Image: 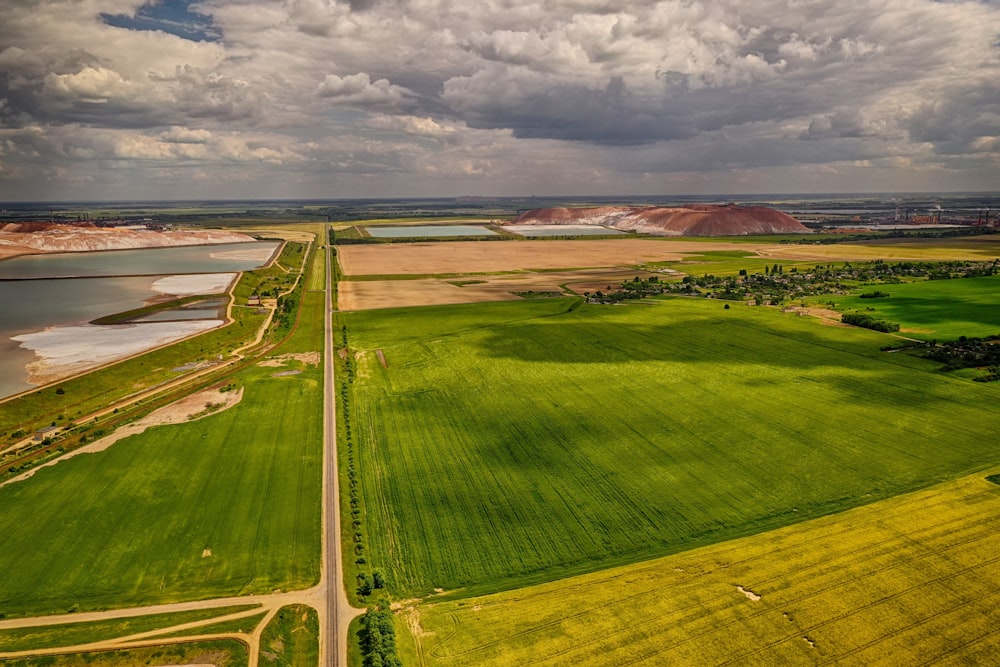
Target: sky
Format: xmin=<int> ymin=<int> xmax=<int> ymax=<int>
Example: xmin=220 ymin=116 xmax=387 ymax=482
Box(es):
xmin=0 ymin=0 xmax=998 ymax=201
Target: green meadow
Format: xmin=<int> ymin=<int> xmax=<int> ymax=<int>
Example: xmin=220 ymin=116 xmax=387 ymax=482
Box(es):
xmin=258 ymin=605 xmax=319 ymax=667
xmin=830 ymin=274 xmax=1000 ymax=340
xmin=341 ymin=296 xmax=1000 ymax=598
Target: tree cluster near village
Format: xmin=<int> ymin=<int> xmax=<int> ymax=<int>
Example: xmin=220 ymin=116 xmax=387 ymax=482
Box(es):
xmin=587 ymin=259 xmax=998 ymax=308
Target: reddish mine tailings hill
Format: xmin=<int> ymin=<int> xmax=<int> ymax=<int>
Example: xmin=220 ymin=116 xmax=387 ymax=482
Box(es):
xmin=511 ymin=204 xmax=809 ymax=236
xmin=0 ymin=224 xmax=256 ymax=259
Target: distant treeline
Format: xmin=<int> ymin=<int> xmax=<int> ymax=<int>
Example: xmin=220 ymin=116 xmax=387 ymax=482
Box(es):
xmin=785 ymin=226 xmax=1000 ymax=245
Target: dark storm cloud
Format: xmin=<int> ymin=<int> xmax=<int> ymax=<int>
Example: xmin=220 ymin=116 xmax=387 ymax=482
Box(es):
xmin=1 ymin=0 xmax=998 ymax=198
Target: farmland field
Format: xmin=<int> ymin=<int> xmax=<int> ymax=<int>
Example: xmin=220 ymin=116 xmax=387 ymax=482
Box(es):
xmin=397 ymin=470 xmax=1000 ymax=666
xmin=765 ymin=235 xmax=1000 ymax=262
xmin=338 ymin=268 xmax=660 ymax=311
xmin=0 ymin=339 xmax=323 ymax=618
xmin=341 ymin=296 xmax=1000 ymax=599
xmin=828 ymin=274 xmax=1000 ymax=340
xmin=365 ymin=225 xmax=499 ymax=238
xmin=336 ymin=239 xmax=761 ymax=276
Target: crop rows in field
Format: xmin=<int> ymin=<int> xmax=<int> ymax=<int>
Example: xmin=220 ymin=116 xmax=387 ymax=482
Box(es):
xmin=0 ymin=336 xmax=324 ymax=618
xmin=400 ymin=471 xmax=1000 ymax=666
xmin=341 ymin=297 xmax=1000 ymax=598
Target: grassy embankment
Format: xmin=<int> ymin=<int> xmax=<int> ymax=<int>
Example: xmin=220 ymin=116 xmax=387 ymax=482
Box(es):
xmin=152 ymin=611 xmax=269 ymax=639
xmin=0 ymin=243 xmax=324 ymax=618
xmin=398 ymin=470 xmax=1000 ymax=666
xmin=0 ymin=639 xmax=248 ymax=667
xmin=339 ymin=295 xmax=1000 ymax=601
xmin=257 ymin=605 xmax=319 ymax=667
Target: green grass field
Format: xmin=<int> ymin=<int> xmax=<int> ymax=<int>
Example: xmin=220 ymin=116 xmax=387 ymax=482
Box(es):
xmin=0 ymin=284 xmax=325 ymax=617
xmin=398 ymin=470 xmax=1000 ymax=666
xmin=826 ymin=275 xmax=1000 ymax=340
xmin=341 ymin=296 xmax=1000 ymax=599
xmin=0 ymin=606 xmax=258 ymax=652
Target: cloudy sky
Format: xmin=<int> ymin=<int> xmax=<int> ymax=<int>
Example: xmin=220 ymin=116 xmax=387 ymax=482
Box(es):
xmin=1 ymin=0 xmax=998 ymax=200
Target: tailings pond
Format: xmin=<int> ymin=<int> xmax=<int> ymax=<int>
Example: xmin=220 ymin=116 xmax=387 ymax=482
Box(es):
xmin=0 ymin=241 xmax=279 ymax=399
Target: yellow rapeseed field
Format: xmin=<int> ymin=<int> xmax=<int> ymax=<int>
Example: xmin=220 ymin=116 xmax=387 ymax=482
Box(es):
xmin=400 ymin=470 xmax=1000 ymax=666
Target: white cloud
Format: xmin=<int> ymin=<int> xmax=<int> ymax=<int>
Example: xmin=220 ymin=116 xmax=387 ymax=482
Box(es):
xmin=316 ymin=73 xmax=415 ymax=110
xmin=42 ymin=67 xmax=134 ymax=103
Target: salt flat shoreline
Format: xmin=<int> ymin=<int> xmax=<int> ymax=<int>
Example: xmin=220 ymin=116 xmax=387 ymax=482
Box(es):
xmin=13 ymin=320 xmax=226 ymax=385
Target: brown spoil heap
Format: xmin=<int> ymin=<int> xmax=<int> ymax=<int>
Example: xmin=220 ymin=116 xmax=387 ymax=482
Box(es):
xmin=511 ymin=204 xmax=809 ymax=236
xmin=1 ymin=222 xmax=98 ymax=233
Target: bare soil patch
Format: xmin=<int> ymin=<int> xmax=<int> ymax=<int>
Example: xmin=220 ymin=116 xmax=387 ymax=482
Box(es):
xmin=258 ymin=352 xmax=321 ymax=367
xmin=339 ymin=279 xmax=522 ymax=310
xmin=785 ymin=307 xmax=850 ymax=326
xmin=338 ymin=268 xmax=665 ymax=311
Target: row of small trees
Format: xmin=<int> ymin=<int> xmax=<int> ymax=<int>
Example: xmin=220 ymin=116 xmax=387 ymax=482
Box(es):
xmin=338 ymin=323 xmax=403 ymax=666
xmin=841 ymin=312 xmax=900 ymax=332
xmin=338 ymin=325 xmax=368 ymax=582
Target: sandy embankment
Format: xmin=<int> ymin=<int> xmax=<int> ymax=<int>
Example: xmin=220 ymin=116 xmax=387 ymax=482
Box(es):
xmin=0 ymin=226 xmax=256 ymax=259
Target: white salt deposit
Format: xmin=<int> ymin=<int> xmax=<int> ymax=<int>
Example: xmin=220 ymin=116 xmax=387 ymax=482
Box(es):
xmin=211 ymin=246 xmax=277 ymax=261
xmin=152 ymin=273 xmax=237 ymax=296
xmin=13 ymin=320 xmax=223 ymax=384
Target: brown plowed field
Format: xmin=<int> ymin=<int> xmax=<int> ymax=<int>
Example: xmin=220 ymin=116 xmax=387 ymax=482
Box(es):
xmin=338 ymin=268 xmax=664 ymax=311
xmin=336 ymin=239 xmax=762 ymax=276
